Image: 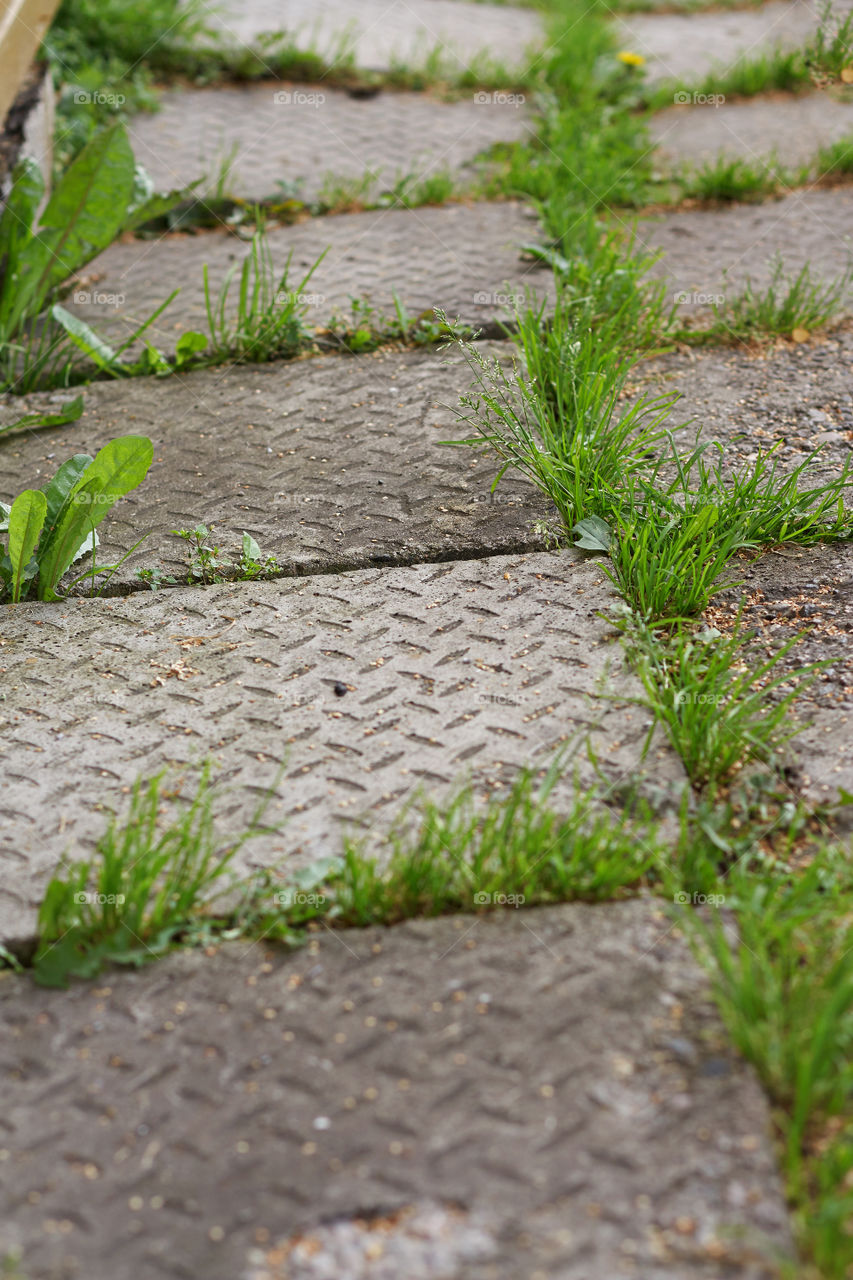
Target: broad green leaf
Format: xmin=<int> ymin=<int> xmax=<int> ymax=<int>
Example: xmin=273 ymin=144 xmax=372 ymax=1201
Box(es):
xmin=0 ymin=157 xmax=43 ymax=244
xmin=137 ymin=343 xmax=172 ymax=376
xmin=37 ymin=435 xmax=153 ymax=599
xmin=31 ymin=931 xmax=106 ymax=988
xmin=175 ymin=330 xmax=208 ymax=363
xmin=52 ymin=304 xmax=119 ymax=372
xmin=41 ymin=453 xmax=93 ymax=534
xmin=70 ymin=529 xmax=99 ymax=566
xmin=572 ymin=515 xmax=612 ymax=552
xmin=0 ymin=158 xmax=44 ymax=333
xmin=242 ymin=532 xmax=261 ymax=561
xmin=20 ymin=125 xmax=136 ymax=325
xmin=0 ymin=394 xmax=84 ymax=439
xmin=8 ymin=489 xmax=47 ymax=602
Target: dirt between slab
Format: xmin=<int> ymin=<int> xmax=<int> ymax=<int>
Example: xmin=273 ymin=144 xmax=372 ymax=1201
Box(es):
xmin=0 ymin=899 xmax=792 ymax=1279
xmin=631 ymin=320 xmax=853 ymax=475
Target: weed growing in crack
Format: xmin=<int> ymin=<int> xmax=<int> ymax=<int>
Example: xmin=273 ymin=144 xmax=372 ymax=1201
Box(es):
xmin=685 ymin=852 xmax=853 ymax=1277
xmin=22 ymin=762 xmax=663 ymax=987
xmin=31 ymin=765 xmax=276 ymax=987
xmin=446 ymin=305 xmax=680 ymax=531
xmin=202 ymin=219 xmax=323 ymax=364
xmin=621 ymin=617 xmax=819 ymax=788
xmin=323 ymin=294 xmax=469 ymax=354
xmin=678 ymin=154 xmax=796 ymax=205
xmin=646 ymin=4 xmax=853 ymax=110
xmin=169 ymin=526 xmax=281 ymax=585
xmin=815 ymin=133 xmax=853 ymax=180
xmin=705 ymin=257 xmax=853 ymax=343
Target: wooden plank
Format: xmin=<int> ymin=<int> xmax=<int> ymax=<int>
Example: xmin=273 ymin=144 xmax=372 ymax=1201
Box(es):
xmin=0 ymin=0 xmax=60 ymax=125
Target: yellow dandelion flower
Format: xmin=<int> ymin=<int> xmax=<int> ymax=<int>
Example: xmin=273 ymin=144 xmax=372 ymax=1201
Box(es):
xmin=617 ymin=51 xmax=646 ymax=67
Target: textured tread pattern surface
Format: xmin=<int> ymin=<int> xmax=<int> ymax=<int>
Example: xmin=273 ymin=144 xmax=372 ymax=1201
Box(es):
xmin=642 ymin=187 xmax=853 ymax=312
xmin=0 ymin=900 xmax=791 ymax=1279
xmin=615 ymin=0 xmax=853 ymax=84
xmin=0 ymin=553 xmax=686 ymax=942
xmin=650 ymin=93 xmax=853 ymax=169
xmin=127 ymin=85 xmax=533 ymax=201
xmin=64 ymin=202 xmax=551 ymax=351
xmin=209 ymin=0 xmax=545 ymax=70
xmin=0 ymin=344 xmax=553 ymax=584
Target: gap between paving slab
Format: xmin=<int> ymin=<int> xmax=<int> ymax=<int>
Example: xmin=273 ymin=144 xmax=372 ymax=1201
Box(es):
xmin=207 ymin=0 xmax=545 ymax=72
xmin=126 ymin=85 xmax=534 ymax=202
xmin=650 ymin=90 xmax=853 ymax=170
xmin=0 ymin=553 xmax=687 ymax=946
xmin=66 ymin=202 xmax=550 ymax=353
xmin=0 ymin=344 xmax=553 ymax=587
xmin=0 ymin=899 xmax=793 ymax=1279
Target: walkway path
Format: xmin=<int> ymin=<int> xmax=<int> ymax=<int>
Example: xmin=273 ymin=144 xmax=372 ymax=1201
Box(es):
xmin=4 ymin=0 xmax=853 ymax=1274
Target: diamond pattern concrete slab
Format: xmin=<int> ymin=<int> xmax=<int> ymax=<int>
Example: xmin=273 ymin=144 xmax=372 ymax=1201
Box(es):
xmin=651 ymin=92 xmax=853 ymax=170
xmin=616 ymin=0 xmax=852 ymax=85
xmin=0 ymin=345 xmax=553 ymax=586
xmin=64 ymin=203 xmax=550 ymax=352
xmin=207 ymin=0 xmax=545 ymax=72
xmin=0 ymin=899 xmax=792 ymax=1279
xmin=127 ymin=85 xmax=534 ymax=201
xmin=642 ymin=186 xmax=853 ymax=313
xmin=0 ymin=552 xmax=686 ymax=944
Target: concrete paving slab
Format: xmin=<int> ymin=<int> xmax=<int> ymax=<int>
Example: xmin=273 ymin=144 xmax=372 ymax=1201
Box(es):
xmin=0 ymin=552 xmax=686 ymax=944
xmin=641 ymin=185 xmax=853 ymax=312
xmin=64 ymin=202 xmax=550 ymax=352
xmin=0 ymin=898 xmax=792 ymax=1279
xmin=0 ymin=345 xmax=553 ymax=585
xmin=616 ymin=0 xmax=853 ymax=85
xmin=127 ymin=84 xmax=534 ymax=202
xmin=206 ymin=0 xmax=545 ymax=72
xmin=650 ymin=91 xmax=853 ymax=170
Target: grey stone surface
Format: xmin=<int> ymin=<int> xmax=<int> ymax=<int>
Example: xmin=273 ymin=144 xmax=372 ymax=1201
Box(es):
xmin=127 ymin=84 xmax=534 ymax=201
xmin=634 ymin=319 xmax=853 ymax=467
xmin=616 ymin=0 xmax=853 ymax=85
xmin=65 ymin=184 xmax=853 ymax=361
xmin=0 ymin=899 xmax=792 ymax=1279
xmin=712 ymin=540 xmax=853 ymax=806
xmin=650 ymin=91 xmax=853 ymax=170
xmin=621 ymin=326 xmax=853 ymax=806
xmin=641 ymin=186 xmax=853 ymax=311
xmin=0 ymin=553 xmax=685 ymax=944
xmin=207 ymin=0 xmax=545 ymax=72
xmin=0 ymin=345 xmax=553 ymax=585
xmin=64 ymin=202 xmax=550 ymax=350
